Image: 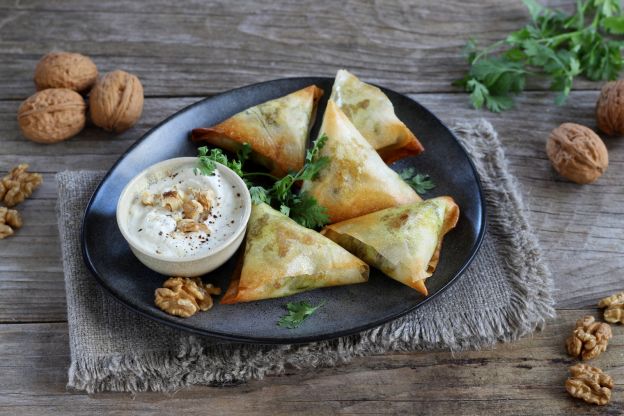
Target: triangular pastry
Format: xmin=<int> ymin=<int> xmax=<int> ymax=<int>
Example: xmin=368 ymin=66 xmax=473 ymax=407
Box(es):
xmin=330 ymin=69 xmax=424 ymax=163
xmin=221 ymin=203 xmax=369 ymax=304
xmin=192 ymin=85 xmax=323 ymax=177
xmin=322 ymin=197 xmax=459 ymax=295
xmin=301 ymin=100 xmax=421 ymax=223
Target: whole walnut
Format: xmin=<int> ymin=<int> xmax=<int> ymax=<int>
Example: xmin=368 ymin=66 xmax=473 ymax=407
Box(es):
xmin=17 ymin=88 xmax=87 ymax=144
xmin=596 ymin=80 xmax=624 ymax=136
xmin=89 ymin=70 xmax=144 ymax=133
xmin=546 ymin=123 xmax=608 ymax=184
xmin=34 ymin=52 xmax=98 ymax=93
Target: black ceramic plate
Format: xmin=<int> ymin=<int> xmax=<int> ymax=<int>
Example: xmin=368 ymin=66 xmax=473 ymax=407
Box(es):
xmin=82 ymin=77 xmax=486 ymax=344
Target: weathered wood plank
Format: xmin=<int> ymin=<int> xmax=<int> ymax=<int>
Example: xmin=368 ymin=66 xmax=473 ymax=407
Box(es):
xmin=0 ymin=0 xmax=602 ymax=100
xmin=0 ymin=311 xmax=622 ymax=415
xmin=1 ymin=90 xmax=622 ymax=322
xmin=1 ymin=0 xmax=624 ymax=413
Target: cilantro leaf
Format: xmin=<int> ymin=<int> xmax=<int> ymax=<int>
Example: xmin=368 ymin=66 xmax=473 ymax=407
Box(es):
xmin=456 ymin=55 xmax=526 ymax=112
xmin=456 ymin=0 xmax=624 ymax=111
xmin=399 ymin=168 xmax=436 ymax=195
xmin=237 ymin=142 xmax=252 ymax=164
xmin=277 ymin=300 xmax=325 ymax=329
xmin=249 ymin=186 xmax=271 ymax=205
xmin=288 ymin=192 xmax=330 ymax=229
xmin=196 ymin=134 xmax=330 ymax=229
xmin=196 ymin=145 xmax=250 ymax=177
xmin=269 ymin=133 xmax=330 ymax=211
xmin=196 ymin=146 xmax=227 ymax=176
xmin=602 ymin=16 xmax=624 ymax=34
xmin=523 ymin=0 xmax=544 ymax=22
xmin=279 ymin=204 xmax=290 ymax=216
xmin=485 ymin=94 xmax=515 ymax=112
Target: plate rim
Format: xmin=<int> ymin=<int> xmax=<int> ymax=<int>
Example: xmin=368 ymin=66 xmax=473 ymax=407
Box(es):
xmin=81 ymin=76 xmax=488 ymax=344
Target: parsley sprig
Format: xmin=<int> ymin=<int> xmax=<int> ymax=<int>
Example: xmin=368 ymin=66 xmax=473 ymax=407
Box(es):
xmin=277 ymin=300 xmax=325 ymax=329
xmin=455 ymin=0 xmax=624 ymax=111
xmin=196 ymin=135 xmax=330 ymax=229
xmin=196 ymin=143 xmax=252 ymax=180
xmin=399 ymin=167 xmax=436 ymax=195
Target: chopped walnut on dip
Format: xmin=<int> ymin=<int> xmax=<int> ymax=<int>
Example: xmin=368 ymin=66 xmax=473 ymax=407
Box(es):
xmin=125 ymin=164 xmax=246 ymax=258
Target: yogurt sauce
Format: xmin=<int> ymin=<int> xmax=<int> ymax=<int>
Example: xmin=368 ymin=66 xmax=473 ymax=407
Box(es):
xmin=126 ymin=166 xmax=246 ymax=258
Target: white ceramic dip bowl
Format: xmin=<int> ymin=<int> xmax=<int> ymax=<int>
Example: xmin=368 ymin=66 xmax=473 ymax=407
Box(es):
xmin=116 ymin=157 xmax=251 ymax=277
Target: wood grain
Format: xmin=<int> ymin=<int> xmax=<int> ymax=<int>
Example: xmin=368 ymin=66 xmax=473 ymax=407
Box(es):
xmin=1 ymin=311 xmax=623 ymax=415
xmin=0 ymin=0 xmax=600 ymax=100
xmin=1 ymin=0 xmax=624 ymax=413
xmin=2 ymin=91 xmax=622 ymax=322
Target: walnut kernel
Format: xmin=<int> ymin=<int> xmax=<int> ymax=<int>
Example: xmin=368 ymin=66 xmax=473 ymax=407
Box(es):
xmin=598 ymin=291 xmax=624 ymax=308
xmin=596 ymin=80 xmax=624 ymax=136
xmin=182 ymin=200 xmax=204 ymax=221
xmin=0 ymin=207 xmax=23 ymax=239
xmin=89 ymin=70 xmax=144 ymax=133
xmin=566 ymin=364 xmax=613 ymax=406
xmin=194 ymin=189 xmax=214 ymax=211
xmin=598 ymin=291 xmax=624 ymax=324
xmin=176 ymin=219 xmax=209 ymax=233
xmin=18 ymin=88 xmax=87 ymax=144
xmin=161 ymin=190 xmax=183 ymax=211
xmin=140 ymin=191 xmax=159 ymax=206
xmin=566 ymin=315 xmax=612 ymax=360
xmin=34 ymin=51 xmax=98 ymax=93
xmin=546 ymin=123 xmax=608 ymax=184
xmin=1 ymin=164 xmax=43 ymax=207
xmin=603 ymin=305 xmax=624 ymax=324
xmin=154 ymin=277 xmax=221 ymax=318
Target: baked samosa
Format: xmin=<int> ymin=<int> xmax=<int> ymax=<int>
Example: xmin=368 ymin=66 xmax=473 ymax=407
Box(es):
xmin=221 ymin=203 xmax=369 ymax=304
xmin=191 ymin=85 xmax=323 ymax=177
xmin=300 ymin=100 xmax=421 ymax=223
xmin=330 ymin=69 xmax=424 ymax=163
xmin=322 ymin=197 xmax=459 ymax=296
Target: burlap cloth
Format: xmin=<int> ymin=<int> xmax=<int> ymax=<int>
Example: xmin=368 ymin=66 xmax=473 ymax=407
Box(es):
xmin=56 ymin=119 xmax=554 ymax=393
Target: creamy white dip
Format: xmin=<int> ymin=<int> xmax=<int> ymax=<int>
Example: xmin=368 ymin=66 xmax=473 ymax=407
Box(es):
xmin=126 ymin=166 xmax=247 ymax=258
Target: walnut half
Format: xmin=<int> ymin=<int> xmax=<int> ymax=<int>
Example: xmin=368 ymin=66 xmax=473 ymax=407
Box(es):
xmin=154 ymin=277 xmax=221 ymax=318
xmin=0 ymin=164 xmax=43 ymax=207
xmin=598 ymin=291 xmax=624 ymax=324
xmin=0 ymin=207 xmax=23 ymax=239
xmin=566 ymin=316 xmax=612 ymax=360
xmin=566 ymin=364 xmax=613 ymax=406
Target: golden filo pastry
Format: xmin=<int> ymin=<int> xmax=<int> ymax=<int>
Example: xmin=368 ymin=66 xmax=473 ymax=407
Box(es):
xmin=221 ymin=203 xmax=369 ymax=304
xmin=301 ymin=100 xmax=421 ymax=223
xmin=322 ymin=197 xmax=460 ymax=296
xmin=191 ymin=85 xmax=323 ymax=177
xmin=330 ymin=69 xmax=424 ymax=164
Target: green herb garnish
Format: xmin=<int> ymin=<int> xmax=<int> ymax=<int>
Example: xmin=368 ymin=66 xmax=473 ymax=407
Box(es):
xmin=277 ymin=300 xmax=326 ymax=329
xmin=196 ymin=142 xmax=251 ymax=177
xmin=195 ymin=136 xmax=330 ymax=229
xmin=267 ymin=134 xmax=330 ymax=228
xmin=249 ymin=185 xmax=271 ymax=205
xmin=399 ymin=167 xmax=436 ymax=195
xmin=455 ymin=0 xmax=624 ymax=111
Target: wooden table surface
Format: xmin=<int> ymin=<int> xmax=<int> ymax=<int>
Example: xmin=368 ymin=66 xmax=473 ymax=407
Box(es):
xmin=1 ymin=0 xmax=623 ymax=414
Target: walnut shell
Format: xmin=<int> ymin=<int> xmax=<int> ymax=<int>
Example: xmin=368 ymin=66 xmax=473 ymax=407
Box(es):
xmin=89 ymin=70 xmax=144 ymax=133
xmin=546 ymin=123 xmax=608 ymax=184
xmin=17 ymin=88 xmax=87 ymax=144
xmin=34 ymin=51 xmax=98 ymax=93
xmin=596 ymin=80 xmax=624 ymax=136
